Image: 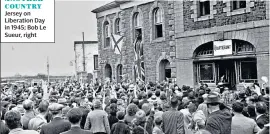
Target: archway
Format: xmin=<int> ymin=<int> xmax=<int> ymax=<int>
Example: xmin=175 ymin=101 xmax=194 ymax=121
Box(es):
xmin=116 ymin=64 xmax=123 ymax=83
xmin=193 ymin=39 xmax=257 ymax=89
xmin=159 ymin=59 xmax=171 ymax=82
xmin=104 ymin=64 xmax=112 ymax=80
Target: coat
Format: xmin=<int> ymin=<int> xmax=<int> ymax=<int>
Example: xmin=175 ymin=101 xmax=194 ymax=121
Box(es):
xmin=60 ymin=126 xmax=92 ymax=134
xmin=40 ymin=117 xmax=71 ymax=134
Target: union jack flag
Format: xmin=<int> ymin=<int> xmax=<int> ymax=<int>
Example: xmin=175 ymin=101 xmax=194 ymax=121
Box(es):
xmin=134 ymin=37 xmax=145 ymax=82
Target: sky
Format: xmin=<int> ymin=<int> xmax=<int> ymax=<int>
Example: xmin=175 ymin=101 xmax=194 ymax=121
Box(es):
xmin=1 ymin=0 xmax=111 ymax=77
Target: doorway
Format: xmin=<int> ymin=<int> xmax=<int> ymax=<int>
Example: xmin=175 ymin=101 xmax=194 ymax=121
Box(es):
xmin=216 ymin=60 xmax=236 ymax=88
xmin=104 ymin=64 xmax=112 ymax=80
xmin=159 ymin=59 xmax=171 ymax=82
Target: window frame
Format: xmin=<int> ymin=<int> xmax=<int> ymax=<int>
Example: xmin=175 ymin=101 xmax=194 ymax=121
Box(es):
xmin=232 ymin=1 xmax=246 ymax=10
xmin=197 ymin=62 xmax=215 ymax=83
xmin=153 ymin=7 xmax=163 ymax=38
xmin=103 ymin=21 xmax=110 ymax=48
xmin=115 ymin=18 xmax=120 ymax=35
xmin=93 ymin=55 xmax=98 ymax=70
xmin=134 ymin=13 xmax=142 ymax=29
xmin=239 ymin=60 xmax=257 ymax=83
xmin=199 ymin=0 xmax=210 ymax=17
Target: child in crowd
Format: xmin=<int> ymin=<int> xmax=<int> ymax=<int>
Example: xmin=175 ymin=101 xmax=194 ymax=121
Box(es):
xmin=111 ymin=111 xmax=130 ymax=134
xmin=152 ymin=116 xmax=164 ymax=134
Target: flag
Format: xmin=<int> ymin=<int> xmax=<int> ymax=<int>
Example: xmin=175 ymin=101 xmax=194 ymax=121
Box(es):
xmin=69 ymin=61 xmax=73 ymax=66
xmin=134 ymin=37 xmax=145 ymax=82
xmin=47 ymin=57 xmax=49 ymax=74
xmin=111 ymin=33 xmax=124 ymax=55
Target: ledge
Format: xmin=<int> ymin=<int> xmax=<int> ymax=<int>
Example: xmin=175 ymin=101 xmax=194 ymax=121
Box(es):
xmin=176 ymin=20 xmax=269 ymax=39
xmin=151 ymin=37 xmax=166 ymax=43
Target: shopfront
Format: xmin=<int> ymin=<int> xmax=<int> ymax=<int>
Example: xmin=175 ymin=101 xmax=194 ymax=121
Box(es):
xmin=193 ymin=39 xmax=257 ymax=89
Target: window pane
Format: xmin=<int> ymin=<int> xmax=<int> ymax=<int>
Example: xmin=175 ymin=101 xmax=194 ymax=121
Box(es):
xmin=200 ymin=64 xmax=213 ymax=80
xmin=94 ymin=55 xmax=98 ymax=70
xmin=241 ymin=61 xmax=257 ymax=80
xmin=239 ymin=1 xmax=246 ymax=8
xmin=199 ymin=1 xmax=210 ymax=16
xmin=154 ymin=8 xmax=162 ymax=24
xmin=115 ymin=19 xmax=120 ymax=33
xmin=105 ymin=25 xmax=109 ymax=37
xmin=156 ymin=24 xmax=163 ymax=38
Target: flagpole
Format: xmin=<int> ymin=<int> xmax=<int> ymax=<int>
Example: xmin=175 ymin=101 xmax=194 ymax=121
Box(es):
xmin=47 ymin=56 xmax=50 ymax=83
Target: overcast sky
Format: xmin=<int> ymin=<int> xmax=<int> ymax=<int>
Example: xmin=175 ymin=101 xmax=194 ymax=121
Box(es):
xmin=1 ymin=0 xmax=111 ymax=77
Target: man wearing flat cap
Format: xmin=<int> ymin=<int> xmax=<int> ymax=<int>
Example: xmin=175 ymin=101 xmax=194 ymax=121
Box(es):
xmin=40 ymin=103 xmax=71 ymax=134
xmin=205 ymin=92 xmax=232 ymax=134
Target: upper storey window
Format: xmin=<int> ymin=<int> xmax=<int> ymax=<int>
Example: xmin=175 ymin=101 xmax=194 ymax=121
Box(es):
xmin=199 ymin=0 xmax=210 ymax=16
xmin=104 ymin=21 xmax=110 ymax=48
xmin=154 ymin=8 xmax=163 ymax=38
xmin=232 ymin=1 xmax=246 ymax=10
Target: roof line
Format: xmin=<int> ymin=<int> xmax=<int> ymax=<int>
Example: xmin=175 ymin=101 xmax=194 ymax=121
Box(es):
xmin=91 ymin=0 xmax=129 ymax=13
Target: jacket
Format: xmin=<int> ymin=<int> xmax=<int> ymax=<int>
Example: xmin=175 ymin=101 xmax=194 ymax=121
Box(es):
xmin=84 ymin=109 xmax=110 ymax=134
xmin=111 ymin=120 xmax=130 ymax=134
xmin=40 ymin=117 xmax=71 ymax=134
xmin=205 ymin=109 xmax=232 ymax=134
xmin=60 ymin=126 xmax=92 ymax=134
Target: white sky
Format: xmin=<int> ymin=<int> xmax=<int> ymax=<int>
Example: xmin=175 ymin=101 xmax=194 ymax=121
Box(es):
xmin=1 ymin=0 xmax=111 ymax=77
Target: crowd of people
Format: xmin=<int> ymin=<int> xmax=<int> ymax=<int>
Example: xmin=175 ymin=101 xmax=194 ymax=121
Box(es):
xmin=0 ymin=78 xmax=269 ymax=134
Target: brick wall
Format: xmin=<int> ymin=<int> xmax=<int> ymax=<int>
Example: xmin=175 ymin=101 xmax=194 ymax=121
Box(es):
xmin=183 ymin=1 xmax=267 ymax=31
xmin=96 ymin=1 xmax=173 ymax=82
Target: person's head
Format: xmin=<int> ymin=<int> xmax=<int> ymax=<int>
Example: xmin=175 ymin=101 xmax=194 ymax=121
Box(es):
xmin=22 ymin=99 xmax=33 ymax=111
xmin=205 ymin=93 xmax=221 ymax=113
xmin=116 ymin=111 xmax=125 ymax=120
xmin=110 ymin=103 xmax=117 ymax=115
xmin=256 ymin=102 xmax=267 ymax=115
xmin=38 ymin=100 xmax=49 ymax=114
xmin=155 ymin=90 xmax=160 ymax=97
xmin=232 ymin=102 xmax=244 ymax=113
xmin=170 ymin=97 xmax=178 ymax=108
xmin=4 ymin=110 xmax=21 ymax=129
xmin=127 ymin=103 xmax=138 ymax=116
xmin=160 ymin=92 xmax=166 ymax=100
xmin=110 ymin=98 xmax=118 ymax=104
xmin=266 ymin=87 xmax=269 ymax=94
xmin=93 ymin=100 xmax=102 ymax=109
xmin=187 ymin=101 xmax=197 ymax=114
xmin=154 ymin=116 xmax=162 ymax=126
xmin=142 ymin=103 xmax=151 ymax=115
xmin=132 ymin=98 xmax=139 ymax=106
xmin=66 ymin=108 xmax=83 ymax=124
xmin=48 ymin=103 xmax=64 ymax=116
xmin=147 ymin=91 xmax=153 ymax=99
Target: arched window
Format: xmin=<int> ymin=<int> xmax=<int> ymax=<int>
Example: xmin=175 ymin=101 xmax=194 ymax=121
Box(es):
xmin=103 ymin=21 xmax=110 ymax=48
xmin=134 ymin=13 xmax=141 ymax=28
xmin=115 ymin=18 xmax=120 ymax=34
xmin=153 ymin=7 xmax=163 ymax=38
xmin=117 ymin=64 xmax=123 ymax=83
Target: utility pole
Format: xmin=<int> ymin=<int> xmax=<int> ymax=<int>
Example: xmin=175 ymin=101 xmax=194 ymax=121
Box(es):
xmin=82 ymin=32 xmax=86 ymax=84
xmin=47 ymin=56 xmax=50 ymax=83
xmin=82 ymin=32 xmax=86 ymax=72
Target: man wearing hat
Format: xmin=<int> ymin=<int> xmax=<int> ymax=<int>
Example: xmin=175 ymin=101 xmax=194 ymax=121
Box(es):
xmin=84 ymin=100 xmax=110 ymax=134
xmin=40 ymin=103 xmax=71 ymax=134
xmin=205 ymin=92 xmax=232 ymax=134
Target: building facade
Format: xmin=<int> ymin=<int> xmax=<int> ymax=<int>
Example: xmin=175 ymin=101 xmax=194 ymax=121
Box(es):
xmin=92 ymin=0 xmax=269 ymax=89
xmin=74 ymin=41 xmax=99 ymax=83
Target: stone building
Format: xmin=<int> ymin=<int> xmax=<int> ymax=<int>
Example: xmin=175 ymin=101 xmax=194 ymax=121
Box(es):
xmin=74 ymin=41 xmax=99 ymax=83
xmin=92 ymin=0 xmax=269 ymax=89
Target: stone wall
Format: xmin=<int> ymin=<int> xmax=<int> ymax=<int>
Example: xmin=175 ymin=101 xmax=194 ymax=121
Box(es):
xmin=96 ymin=1 xmax=174 ymax=83
xmin=183 ymin=1 xmax=267 ymax=31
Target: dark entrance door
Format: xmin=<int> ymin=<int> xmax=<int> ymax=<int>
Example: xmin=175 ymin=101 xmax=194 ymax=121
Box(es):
xmin=216 ymin=60 xmax=236 ymax=89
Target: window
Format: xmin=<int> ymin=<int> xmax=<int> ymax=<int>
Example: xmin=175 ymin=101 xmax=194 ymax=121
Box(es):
xmin=93 ymin=55 xmax=98 ymax=70
xmin=240 ymin=61 xmax=257 ymax=82
xmin=198 ymin=63 xmax=214 ymax=83
xmin=232 ymin=1 xmax=246 ymax=10
xmin=199 ymin=0 xmax=210 ymax=16
xmin=104 ymin=21 xmax=110 ymax=48
xmin=134 ymin=13 xmax=141 ymax=28
xmin=115 ymin=18 xmax=120 ymax=34
xmin=154 ymin=8 xmax=163 ymax=38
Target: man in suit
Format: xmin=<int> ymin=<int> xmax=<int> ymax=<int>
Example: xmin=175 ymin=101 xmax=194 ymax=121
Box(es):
xmin=40 ymin=103 xmax=71 ymax=134
xmin=61 ymin=108 xmax=92 ymax=134
xmin=256 ymin=102 xmax=269 ymax=129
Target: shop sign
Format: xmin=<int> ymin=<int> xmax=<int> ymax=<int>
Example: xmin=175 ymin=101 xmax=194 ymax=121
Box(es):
xmin=213 ymin=40 xmax=232 ymax=56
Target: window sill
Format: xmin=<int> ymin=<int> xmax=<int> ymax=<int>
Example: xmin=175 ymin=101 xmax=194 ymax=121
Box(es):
xmin=227 ymin=8 xmax=246 ymax=16
xmin=194 ymin=15 xmax=211 ymax=22
xmin=151 ymin=37 xmax=165 ymax=43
